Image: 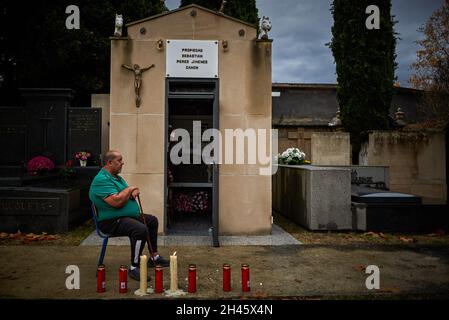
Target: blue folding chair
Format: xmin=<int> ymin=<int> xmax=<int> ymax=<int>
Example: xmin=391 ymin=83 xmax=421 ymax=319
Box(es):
xmin=91 ymin=203 xmax=110 ymax=267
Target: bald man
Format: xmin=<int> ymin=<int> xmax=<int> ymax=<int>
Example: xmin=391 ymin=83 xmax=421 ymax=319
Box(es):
xmin=89 ymin=150 xmax=169 ymax=281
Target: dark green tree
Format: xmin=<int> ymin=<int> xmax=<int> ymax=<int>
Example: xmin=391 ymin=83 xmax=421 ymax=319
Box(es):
xmin=0 ymin=0 xmax=163 ymax=106
xmin=329 ymin=0 xmax=397 ymax=162
xmin=180 ymin=0 xmax=258 ymax=26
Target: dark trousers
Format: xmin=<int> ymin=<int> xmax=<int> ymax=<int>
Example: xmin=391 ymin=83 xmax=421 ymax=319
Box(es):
xmin=98 ymin=214 xmax=158 ymax=267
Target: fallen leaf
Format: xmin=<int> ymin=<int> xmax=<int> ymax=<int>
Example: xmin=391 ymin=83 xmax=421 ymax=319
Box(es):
xmin=0 ymin=232 xmax=9 ymax=239
xmin=294 ymin=279 xmax=302 ymax=284
xmin=252 ymin=291 xmax=268 ymax=298
xmin=379 ymin=233 xmax=387 ymax=239
xmin=363 ymin=232 xmax=379 ymax=238
xmin=380 ymin=287 xmax=402 ymax=294
xmin=43 ymin=235 xmax=59 ymax=241
xmin=399 ymin=236 xmax=416 ymax=243
xmin=353 ymin=265 xmax=366 ymax=272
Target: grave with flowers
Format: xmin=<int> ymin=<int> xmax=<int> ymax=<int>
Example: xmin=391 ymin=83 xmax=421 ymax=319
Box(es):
xmin=0 ymin=89 xmax=101 ymax=233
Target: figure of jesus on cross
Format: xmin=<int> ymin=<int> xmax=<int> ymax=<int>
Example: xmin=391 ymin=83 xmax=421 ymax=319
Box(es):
xmin=122 ymin=63 xmax=155 ymax=108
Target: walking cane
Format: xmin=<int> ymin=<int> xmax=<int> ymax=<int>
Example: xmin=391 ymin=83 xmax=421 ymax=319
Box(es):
xmin=136 ymin=194 xmax=157 ymax=267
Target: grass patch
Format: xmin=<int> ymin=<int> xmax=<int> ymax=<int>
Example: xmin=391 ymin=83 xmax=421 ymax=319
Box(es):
xmin=55 ymin=219 xmax=96 ymax=246
xmin=273 ymin=211 xmax=449 ymax=245
xmin=0 ymin=219 xmax=95 ymax=246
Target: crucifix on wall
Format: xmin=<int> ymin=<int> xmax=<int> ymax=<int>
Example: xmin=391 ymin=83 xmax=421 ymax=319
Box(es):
xmin=122 ymin=63 xmax=155 ymax=108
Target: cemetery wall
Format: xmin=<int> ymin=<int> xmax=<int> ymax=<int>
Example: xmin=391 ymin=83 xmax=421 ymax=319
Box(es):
xmin=361 ymin=130 xmax=447 ymax=204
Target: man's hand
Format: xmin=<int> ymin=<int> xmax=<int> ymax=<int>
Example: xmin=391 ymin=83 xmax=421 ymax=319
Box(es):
xmin=104 ymin=186 xmax=139 ymax=208
xmin=131 ymin=188 xmax=140 ymax=199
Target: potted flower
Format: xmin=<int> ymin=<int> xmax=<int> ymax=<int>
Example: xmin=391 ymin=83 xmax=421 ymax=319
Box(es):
xmin=75 ymin=151 xmax=91 ymax=167
xmin=27 ymin=156 xmax=55 ymax=175
xmin=277 ymin=147 xmax=307 ymax=165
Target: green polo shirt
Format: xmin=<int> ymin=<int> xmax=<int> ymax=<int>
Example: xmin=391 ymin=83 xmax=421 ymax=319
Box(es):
xmin=89 ymin=168 xmax=140 ymax=222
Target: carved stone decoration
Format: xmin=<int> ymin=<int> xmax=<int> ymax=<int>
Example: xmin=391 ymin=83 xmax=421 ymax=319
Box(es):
xmin=259 ymin=16 xmax=272 ymax=40
xmin=395 ymin=107 xmax=406 ymax=127
xmin=161 ymin=0 xmax=169 ymax=12
xmin=222 ymin=40 xmax=229 ymax=51
xmin=219 ymin=0 xmax=227 ymax=13
xmin=114 ymin=14 xmax=123 ymax=37
xmin=328 ymin=108 xmax=342 ymax=127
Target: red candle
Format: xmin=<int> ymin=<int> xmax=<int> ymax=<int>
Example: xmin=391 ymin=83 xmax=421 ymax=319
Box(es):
xmin=188 ymin=264 xmax=197 ymax=293
xmin=241 ymin=264 xmax=250 ymax=292
xmin=119 ymin=265 xmax=127 ymax=294
xmin=223 ymin=264 xmax=231 ymax=292
xmin=97 ymin=264 xmax=106 ymax=293
xmin=155 ymin=265 xmax=163 ymax=293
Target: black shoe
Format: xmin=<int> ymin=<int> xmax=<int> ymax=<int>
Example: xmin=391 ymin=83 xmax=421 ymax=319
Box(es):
xmin=128 ymin=267 xmax=151 ymax=281
xmin=149 ymin=255 xmax=170 ymax=268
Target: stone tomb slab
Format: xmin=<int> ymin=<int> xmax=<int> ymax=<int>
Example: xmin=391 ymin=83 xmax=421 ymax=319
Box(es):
xmin=67 ymin=108 xmax=102 ymax=166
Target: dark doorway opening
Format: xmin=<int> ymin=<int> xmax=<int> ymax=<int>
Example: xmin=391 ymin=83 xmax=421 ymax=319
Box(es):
xmin=165 ymin=79 xmax=219 ymax=245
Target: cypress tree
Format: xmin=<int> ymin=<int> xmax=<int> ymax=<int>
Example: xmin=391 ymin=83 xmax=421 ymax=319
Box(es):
xmin=329 ymin=0 xmax=397 ymax=162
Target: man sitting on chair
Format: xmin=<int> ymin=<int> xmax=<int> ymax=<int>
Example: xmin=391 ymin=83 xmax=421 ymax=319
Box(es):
xmin=89 ymin=150 xmax=169 ymax=281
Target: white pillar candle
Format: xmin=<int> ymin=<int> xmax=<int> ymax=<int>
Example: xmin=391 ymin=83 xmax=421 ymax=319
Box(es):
xmin=170 ymin=251 xmax=178 ymax=292
xmin=140 ymin=255 xmax=148 ymax=293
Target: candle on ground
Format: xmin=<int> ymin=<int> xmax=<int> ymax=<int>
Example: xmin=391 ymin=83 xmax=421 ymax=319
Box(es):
xmin=140 ymin=255 xmax=148 ymax=293
xmin=170 ymin=251 xmax=178 ymax=292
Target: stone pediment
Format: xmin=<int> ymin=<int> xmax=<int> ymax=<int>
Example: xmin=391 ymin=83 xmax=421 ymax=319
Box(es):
xmin=125 ymin=4 xmax=257 ymax=41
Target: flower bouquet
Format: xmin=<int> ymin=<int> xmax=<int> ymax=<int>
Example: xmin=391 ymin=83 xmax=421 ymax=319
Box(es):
xmin=174 ymin=191 xmax=209 ymax=213
xmin=75 ymin=151 xmax=91 ymax=167
xmin=276 ymin=147 xmax=307 ymax=165
xmin=27 ymin=156 xmax=55 ymax=175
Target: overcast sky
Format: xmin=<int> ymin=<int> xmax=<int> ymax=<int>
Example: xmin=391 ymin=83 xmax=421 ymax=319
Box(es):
xmin=165 ymin=0 xmax=444 ymax=88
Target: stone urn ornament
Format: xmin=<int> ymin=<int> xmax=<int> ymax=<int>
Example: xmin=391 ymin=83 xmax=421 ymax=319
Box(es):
xmin=259 ymin=16 xmax=272 ymax=40
xmin=114 ymin=14 xmax=123 ymax=37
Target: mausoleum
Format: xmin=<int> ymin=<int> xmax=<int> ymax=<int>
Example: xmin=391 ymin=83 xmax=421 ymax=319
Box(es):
xmin=109 ymin=4 xmax=273 ymax=244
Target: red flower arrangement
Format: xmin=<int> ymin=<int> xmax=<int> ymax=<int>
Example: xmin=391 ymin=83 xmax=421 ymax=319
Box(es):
xmin=174 ymin=191 xmax=209 ymax=213
xmin=27 ymin=156 xmax=55 ymax=173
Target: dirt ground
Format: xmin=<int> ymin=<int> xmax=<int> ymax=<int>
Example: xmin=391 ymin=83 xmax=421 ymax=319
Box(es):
xmin=1 ymin=213 xmax=449 ymax=300
xmin=0 ymin=244 xmax=448 ymax=300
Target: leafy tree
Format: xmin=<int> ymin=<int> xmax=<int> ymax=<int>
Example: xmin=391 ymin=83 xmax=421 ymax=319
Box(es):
xmin=409 ymin=0 xmax=449 ymax=125
xmin=329 ymin=0 xmax=397 ymax=162
xmin=179 ymin=0 xmax=258 ymax=26
xmin=0 ymin=0 xmax=163 ymax=106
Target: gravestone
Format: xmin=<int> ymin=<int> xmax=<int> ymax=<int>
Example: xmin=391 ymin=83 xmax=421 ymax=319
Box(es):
xmin=0 ymin=179 xmax=91 ymax=233
xmin=20 ymin=88 xmax=74 ymax=166
xmin=0 ymin=107 xmax=27 ymax=166
xmin=67 ymin=108 xmax=102 ymax=166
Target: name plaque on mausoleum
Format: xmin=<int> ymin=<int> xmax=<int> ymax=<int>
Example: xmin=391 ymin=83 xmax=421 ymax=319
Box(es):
xmin=166 ymin=40 xmax=218 ymax=78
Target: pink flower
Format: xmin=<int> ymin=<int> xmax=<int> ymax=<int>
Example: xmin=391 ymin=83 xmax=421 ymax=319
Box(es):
xmin=75 ymin=151 xmax=91 ymax=161
xmin=174 ymin=191 xmax=209 ymax=213
xmin=27 ymin=156 xmax=55 ymax=172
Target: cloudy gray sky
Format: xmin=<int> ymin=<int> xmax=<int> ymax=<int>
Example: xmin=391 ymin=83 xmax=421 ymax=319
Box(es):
xmin=165 ymin=0 xmax=444 ymax=88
